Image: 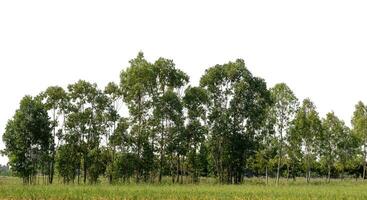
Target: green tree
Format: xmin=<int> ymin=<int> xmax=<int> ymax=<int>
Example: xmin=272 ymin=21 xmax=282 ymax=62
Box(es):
xmin=110 ymin=117 xmax=133 ymax=182
xmin=351 ymin=101 xmax=367 ymax=180
xmin=183 ymin=86 xmax=209 ymax=182
xmin=200 ymin=59 xmax=271 ymax=183
xmin=66 ymin=80 xmax=109 ymax=184
xmin=41 ymin=86 xmax=68 ymax=184
xmin=120 ymin=52 xmax=156 ymax=182
xmin=152 ymin=57 xmax=189 ymax=183
xmin=269 ymin=83 xmax=298 ymax=185
xmin=335 ymin=126 xmax=360 ymax=179
xmin=2 ymin=96 xmax=52 ymax=184
xmin=104 ymin=82 xmax=123 ymax=183
xmin=290 ymin=98 xmax=322 ymax=183
xmin=56 ymin=143 xmax=80 ymax=183
xmin=155 ymin=90 xmax=185 ymax=183
xmin=320 ymin=112 xmax=347 ymax=182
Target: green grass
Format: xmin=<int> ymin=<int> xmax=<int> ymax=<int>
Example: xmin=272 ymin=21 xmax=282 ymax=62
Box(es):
xmin=1 ymin=176 xmax=367 ymax=199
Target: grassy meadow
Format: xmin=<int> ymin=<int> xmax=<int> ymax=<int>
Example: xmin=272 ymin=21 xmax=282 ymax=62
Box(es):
xmin=2 ymin=176 xmax=367 ymax=199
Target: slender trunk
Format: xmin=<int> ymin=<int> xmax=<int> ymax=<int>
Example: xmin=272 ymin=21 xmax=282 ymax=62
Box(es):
xmin=276 ymin=126 xmax=283 ymax=186
xmin=181 ymin=156 xmax=185 ymax=184
xmin=363 ymin=144 xmax=366 ymax=180
xmin=50 ymin=108 xmax=56 ymax=184
xmin=171 ymin=154 xmax=175 ymax=183
xmin=136 ymin=95 xmax=143 ymax=184
xmin=83 ymin=159 xmax=87 ymax=184
xmin=159 ymin=120 xmax=164 ymax=183
xmin=327 ymin=164 xmax=331 ymax=183
xmin=176 ymin=155 xmax=180 ymax=183
xmin=265 ymin=166 xmax=268 ymax=185
xmin=136 ymin=147 xmax=140 ymax=183
xmin=219 ymin=139 xmax=223 ymax=183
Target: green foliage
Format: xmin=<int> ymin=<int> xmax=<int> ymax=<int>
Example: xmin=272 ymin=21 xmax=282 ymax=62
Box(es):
xmin=200 ymin=59 xmax=272 ymax=183
xmin=2 ymin=96 xmax=52 ymax=184
xmin=289 ymin=99 xmax=322 ymax=182
xmin=269 ymin=83 xmax=298 ymax=184
xmin=351 ymin=102 xmax=367 ymax=179
xmin=2 ymin=52 xmax=365 ymax=186
xmin=56 ymin=143 xmax=80 ymax=183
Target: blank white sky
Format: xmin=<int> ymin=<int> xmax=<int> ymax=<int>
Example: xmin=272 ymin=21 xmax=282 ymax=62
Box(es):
xmin=1 ymin=0 xmax=367 ymax=165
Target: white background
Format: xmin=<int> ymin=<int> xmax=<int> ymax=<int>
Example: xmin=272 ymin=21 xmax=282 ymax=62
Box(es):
xmin=1 ymin=0 xmax=367 ymax=165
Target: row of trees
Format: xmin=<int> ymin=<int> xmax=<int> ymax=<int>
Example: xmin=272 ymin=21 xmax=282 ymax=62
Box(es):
xmin=2 ymin=52 xmax=367 ymax=184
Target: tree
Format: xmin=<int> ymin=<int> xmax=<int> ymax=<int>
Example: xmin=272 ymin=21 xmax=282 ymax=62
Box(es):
xmin=110 ymin=117 xmax=134 ymax=182
xmin=183 ymin=86 xmax=209 ymax=182
xmin=269 ymin=83 xmax=298 ymax=185
xmin=120 ymin=52 xmax=156 ymax=182
xmin=152 ymin=57 xmax=189 ymax=183
xmin=41 ymin=86 xmax=68 ymax=184
xmin=65 ymin=80 xmax=109 ymax=184
xmin=56 ymin=143 xmax=80 ymax=183
xmin=351 ymin=101 xmax=367 ymax=180
xmin=290 ymin=98 xmax=322 ymax=183
xmin=335 ymin=126 xmax=360 ymax=179
xmin=2 ymin=96 xmax=52 ymax=184
xmin=249 ymin=131 xmax=277 ymax=184
xmin=120 ymin=53 xmax=189 ymax=183
xmin=155 ymin=90 xmax=185 ymax=183
xmin=320 ymin=112 xmax=347 ymax=182
xmin=104 ymin=82 xmax=123 ymax=183
xmin=200 ymin=59 xmax=271 ymax=184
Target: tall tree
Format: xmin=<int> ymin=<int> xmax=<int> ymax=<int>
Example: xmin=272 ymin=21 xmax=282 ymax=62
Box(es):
xmin=290 ymin=98 xmax=322 ymax=183
xmin=152 ymin=57 xmax=189 ymax=183
xmin=335 ymin=125 xmax=359 ymax=179
xmin=320 ymin=112 xmax=347 ymax=182
xmin=109 ymin=117 xmax=133 ymax=182
xmin=351 ymin=101 xmax=367 ymax=180
xmin=200 ymin=59 xmax=271 ymax=184
xmin=183 ymin=86 xmax=209 ymax=182
xmin=41 ymin=86 xmax=68 ymax=184
xmin=104 ymin=82 xmax=123 ymax=183
xmin=120 ymin=52 xmax=156 ymax=182
xmin=155 ymin=90 xmax=185 ymax=183
xmin=269 ymin=83 xmax=298 ymax=185
xmin=2 ymin=96 xmax=52 ymax=184
xmin=66 ymin=80 xmax=109 ymax=184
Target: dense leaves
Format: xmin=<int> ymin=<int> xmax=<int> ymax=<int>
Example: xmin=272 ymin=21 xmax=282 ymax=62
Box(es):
xmin=2 ymin=52 xmax=366 ymax=185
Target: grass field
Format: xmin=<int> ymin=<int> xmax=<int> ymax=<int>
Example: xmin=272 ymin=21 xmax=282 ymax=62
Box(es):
xmin=2 ymin=176 xmax=367 ymax=200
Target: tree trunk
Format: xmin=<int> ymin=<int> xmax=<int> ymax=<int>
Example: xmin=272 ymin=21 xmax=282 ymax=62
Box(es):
xmin=176 ymin=155 xmax=180 ymax=183
xmin=159 ymin=132 xmax=163 ymax=183
xmin=327 ymin=164 xmax=331 ymax=183
xmin=83 ymin=160 xmax=87 ymax=184
xmin=265 ymin=166 xmax=268 ymax=185
xmin=49 ymin=108 xmax=56 ymax=184
xmin=276 ymin=126 xmax=283 ymax=186
xmin=363 ymin=144 xmax=366 ymax=181
xmin=159 ymin=119 xmax=164 ymax=183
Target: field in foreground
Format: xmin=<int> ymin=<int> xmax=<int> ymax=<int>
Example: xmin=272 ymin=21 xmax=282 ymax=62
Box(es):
xmin=2 ymin=177 xmax=367 ymax=200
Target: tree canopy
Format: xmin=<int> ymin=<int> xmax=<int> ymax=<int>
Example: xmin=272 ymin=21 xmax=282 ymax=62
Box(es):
xmin=2 ymin=52 xmax=366 ymax=185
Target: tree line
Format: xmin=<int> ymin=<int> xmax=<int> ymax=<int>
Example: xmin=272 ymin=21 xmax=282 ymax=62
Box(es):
xmin=2 ymin=52 xmax=367 ymax=185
